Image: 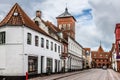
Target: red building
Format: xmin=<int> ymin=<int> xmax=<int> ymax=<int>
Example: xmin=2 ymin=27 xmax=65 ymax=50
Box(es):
xmin=91 ymin=45 xmax=111 ymax=68
xmin=115 ymin=23 xmax=120 ymax=72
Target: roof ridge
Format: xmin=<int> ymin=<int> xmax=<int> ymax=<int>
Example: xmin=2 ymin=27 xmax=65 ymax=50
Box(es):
xmin=0 ymin=3 xmax=49 ymax=36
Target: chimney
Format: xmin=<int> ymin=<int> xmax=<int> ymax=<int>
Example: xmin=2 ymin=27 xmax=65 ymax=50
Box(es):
xmin=36 ymin=10 xmax=41 ymax=18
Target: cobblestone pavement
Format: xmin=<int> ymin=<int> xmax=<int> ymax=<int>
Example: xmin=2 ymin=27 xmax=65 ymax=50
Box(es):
xmin=29 ymin=69 xmax=120 ymax=80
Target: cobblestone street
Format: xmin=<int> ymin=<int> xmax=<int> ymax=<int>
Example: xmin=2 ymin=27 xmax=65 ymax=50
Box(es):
xmin=29 ymin=69 xmax=120 ymax=80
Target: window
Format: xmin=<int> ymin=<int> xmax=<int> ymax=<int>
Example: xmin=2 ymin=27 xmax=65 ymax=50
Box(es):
xmin=58 ymin=46 xmax=60 ymax=53
xmin=63 ymin=24 xmax=66 ymax=30
xmin=67 ymin=24 xmax=70 ymax=30
xmin=35 ymin=21 xmax=39 ymax=26
xmin=118 ymin=44 xmax=120 ymax=51
xmin=41 ymin=38 xmax=44 ymax=48
xmin=35 ymin=36 xmax=39 ymax=46
xmin=0 ymin=32 xmax=5 ymax=44
xmin=55 ymin=44 xmax=57 ymax=52
xmin=59 ymin=24 xmax=62 ymax=30
xmin=46 ymin=40 xmax=49 ymax=49
xmin=94 ymin=54 xmax=96 ymax=57
xmin=63 ymin=24 xmax=66 ymax=27
xmin=51 ymin=42 xmax=53 ymax=51
xmin=27 ymin=33 xmax=32 ymax=45
xmin=100 ymin=54 xmax=102 ymax=57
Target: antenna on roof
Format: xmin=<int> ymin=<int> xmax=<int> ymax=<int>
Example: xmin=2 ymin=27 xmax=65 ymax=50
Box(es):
xmin=100 ymin=40 xmax=101 ymax=46
xmin=65 ymin=3 xmax=68 ymax=12
xmin=66 ymin=3 xmax=67 ymax=8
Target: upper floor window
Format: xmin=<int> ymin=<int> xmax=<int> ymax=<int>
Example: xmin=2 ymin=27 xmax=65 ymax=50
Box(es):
xmin=0 ymin=32 xmax=5 ymax=44
xmin=106 ymin=55 xmax=108 ymax=57
xmin=46 ymin=40 xmax=49 ymax=49
xmin=58 ymin=46 xmax=60 ymax=53
xmin=67 ymin=24 xmax=70 ymax=30
xmin=55 ymin=44 xmax=57 ymax=52
xmin=41 ymin=38 xmax=44 ymax=48
xmin=59 ymin=24 xmax=62 ymax=30
xmin=51 ymin=42 xmax=53 ymax=51
xmin=63 ymin=24 xmax=66 ymax=30
xmin=94 ymin=54 xmax=96 ymax=57
xmin=35 ymin=36 xmax=39 ymax=46
xmin=100 ymin=54 xmax=102 ymax=57
xmin=27 ymin=33 xmax=32 ymax=45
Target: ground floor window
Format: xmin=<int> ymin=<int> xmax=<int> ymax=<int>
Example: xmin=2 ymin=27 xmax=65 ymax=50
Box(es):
xmin=28 ymin=56 xmax=38 ymax=73
xmin=46 ymin=58 xmax=53 ymax=73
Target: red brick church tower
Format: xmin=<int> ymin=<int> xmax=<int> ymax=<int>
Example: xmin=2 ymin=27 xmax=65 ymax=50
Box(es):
xmin=115 ymin=23 xmax=120 ymax=72
xmin=56 ymin=8 xmax=76 ymax=39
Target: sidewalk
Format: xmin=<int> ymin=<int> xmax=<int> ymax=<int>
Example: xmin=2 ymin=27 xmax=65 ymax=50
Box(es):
xmin=29 ymin=70 xmax=90 ymax=80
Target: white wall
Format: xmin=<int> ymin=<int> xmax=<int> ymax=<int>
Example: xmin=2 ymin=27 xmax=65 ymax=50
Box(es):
xmin=23 ymin=27 xmax=61 ymax=73
xmin=68 ymin=37 xmax=83 ymax=70
xmin=0 ymin=26 xmax=24 ymax=75
xmin=68 ymin=37 xmax=82 ymax=57
xmin=0 ymin=25 xmax=62 ymax=76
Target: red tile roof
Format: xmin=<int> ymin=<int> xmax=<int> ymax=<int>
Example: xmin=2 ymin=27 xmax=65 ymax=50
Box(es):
xmin=97 ymin=45 xmax=104 ymax=52
xmin=0 ymin=3 xmax=48 ymax=35
xmin=45 ymin=21 xmax=61 ymax=32
xmin=84 ymin=48 xmax=91 ymax=52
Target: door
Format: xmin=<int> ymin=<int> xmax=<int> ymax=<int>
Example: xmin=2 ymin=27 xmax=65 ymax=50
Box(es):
xmin=55 ymin=59 xmax=57 ymax=73
xmin=41 ymin=56 xmax=44 ymax=74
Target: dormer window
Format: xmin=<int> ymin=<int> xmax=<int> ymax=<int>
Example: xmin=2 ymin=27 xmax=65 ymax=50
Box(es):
xmin=13 ymin=12 xmax=19 ymax=16
xmin=35 ymin=21 xmax=39 ymax=26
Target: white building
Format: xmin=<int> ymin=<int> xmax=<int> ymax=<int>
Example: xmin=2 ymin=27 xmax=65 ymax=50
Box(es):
xmin=67 ymin=37 xmax=83 ymax=71
xmin=111 ymin=43 xmax=118 ymax=71
xmin=0 ymin=3 xmax=61 ymax=80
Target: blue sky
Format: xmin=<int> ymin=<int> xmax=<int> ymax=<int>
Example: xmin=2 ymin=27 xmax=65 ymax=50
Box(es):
xmin=0 ymin=0 xmax=118 ymax=51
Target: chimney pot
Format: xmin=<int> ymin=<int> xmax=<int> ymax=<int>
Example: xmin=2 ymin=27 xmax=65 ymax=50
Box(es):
xmin=36 ymin=10 xmax=41 ymax=18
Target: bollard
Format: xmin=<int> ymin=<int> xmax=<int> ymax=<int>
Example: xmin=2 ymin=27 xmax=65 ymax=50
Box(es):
xmin=26 ymin=72 xmax=28 ymax=80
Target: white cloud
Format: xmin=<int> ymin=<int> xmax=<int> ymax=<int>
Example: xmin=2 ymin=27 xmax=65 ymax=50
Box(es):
xmin=0 ymin=0 xmax=112 ymax=49
xmin=88 ymin=0 xmax=120 ymax=51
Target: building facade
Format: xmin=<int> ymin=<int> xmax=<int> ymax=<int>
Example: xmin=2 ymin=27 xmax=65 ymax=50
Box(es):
xmin=33 ymin=10 xmax=69 ymax=73
xmin=84 ymin=48 xmax=92 ymax=68
xmin=115 ymin=23 xmax=120 ymax=72
xmin=56 ymin=8 xmax=83 ymax=71
xmin=0 ymin=3 xmax=62 ymax=80
xmin=110 ymin=43 xmax=117 ymax=71
xmin=91 ymin=45 xmax=111 ymax=68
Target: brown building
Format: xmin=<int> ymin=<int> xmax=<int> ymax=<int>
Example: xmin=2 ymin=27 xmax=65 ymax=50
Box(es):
xmin=84 ymin=48 xmax=92 ymax=68
xmin=91 ymin=45 xmax=111 ymax=68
